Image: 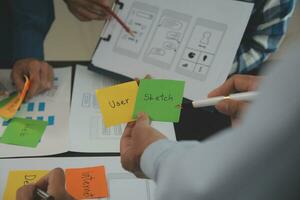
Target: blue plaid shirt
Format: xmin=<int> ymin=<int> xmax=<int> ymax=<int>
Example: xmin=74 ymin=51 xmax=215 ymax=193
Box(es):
xmin=232 ymin=0 xmax=296 ymax=74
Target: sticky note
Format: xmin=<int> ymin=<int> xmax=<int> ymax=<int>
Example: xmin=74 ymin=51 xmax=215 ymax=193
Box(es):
xmin=96 ymin=81 xmax=138 ymax=127
xmin=65 ymin=166 xmax=109 ymax=199
xmin=3 ymin=170 xmax=49 ymax=200
xmin=0 ymin=118 xmax=48 ymax=148
xmin=133 ymin=79 xmax=185 ymax=122
xmin=0 ymin=76 xmax=30 ymax=120
xmin=0 ymin=92 xmax=18 ymax=108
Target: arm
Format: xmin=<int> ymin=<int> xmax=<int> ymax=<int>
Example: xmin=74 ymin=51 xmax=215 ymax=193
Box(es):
xmin=11 ymin=0 xmax=54 ymax=61
xmin=10 ymin=0 xmax=55 ymax=99
xmin=121 ymin=45 xmax=300 ymax=200
xmin=231 ymin=0 xmax=295 ymax=74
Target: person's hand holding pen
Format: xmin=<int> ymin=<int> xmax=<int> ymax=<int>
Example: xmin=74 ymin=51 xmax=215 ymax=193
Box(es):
xmin=64 ymin=0 xmax=111 ymax=21
xmin=208 ymin=75 xmax=262 ymax=126
xmin=16 ymin=168 xmax=74 ymax=200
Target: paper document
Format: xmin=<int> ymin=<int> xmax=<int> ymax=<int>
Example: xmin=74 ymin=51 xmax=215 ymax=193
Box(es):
xmin=0 ymin=157 xmax=156 ymax=200
xmin=69 ymin=65 xmax=176 ymax=153
xmin=0 ymin=67 xmax=71 ymax=158
xmin=92 ymin=0 xmax=253 ymax=100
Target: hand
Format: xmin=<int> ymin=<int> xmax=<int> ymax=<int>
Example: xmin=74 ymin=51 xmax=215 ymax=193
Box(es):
xmin=64 ymin=0 xmax=111 ymax=21
xmin=16 ymin=168 xmax=74 ymax=200
xmin=11 ymin=58 xmax=54 ymax=99
xmin=120 ymin=113 xmax=166 ymax=178
xmin=208 ymin=75 xmax=261 ymax=125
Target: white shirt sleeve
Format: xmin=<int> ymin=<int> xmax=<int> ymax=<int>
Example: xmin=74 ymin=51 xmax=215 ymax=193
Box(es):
xmin=140 ymin=38 xmax=300 ymax=200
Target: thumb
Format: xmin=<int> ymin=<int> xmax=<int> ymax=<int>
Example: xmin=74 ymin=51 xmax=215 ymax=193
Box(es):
xmin=16 ymin=184 xmax=36 ymax=200
xmin=136 ymin=113 xmax=150 ymax=127
xmin=215 ymin=99 xmax=246 ymax=118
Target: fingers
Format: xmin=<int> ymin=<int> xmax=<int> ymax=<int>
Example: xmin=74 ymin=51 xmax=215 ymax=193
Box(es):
xmin=136 ymin=113 xmax=150 ymax=127
xmin=65 ymin=0 xmax=110 ymax=21
xmin=12 ymin=59 xmax=54 ymax=100
xmin=134 ymin=74 xmax=152 ymax=85
xmin=215 ymin=99 xmax=247 ymax=118
xmin=11 ymin=65 xmax=26 ymax=92
xmin=35 ymin=168 xmax=68 ymax=199
xmin=208 ymin=75 xmax=261 ymax=97
xmin=76 ymin=6 xmax=106 ymax=20
xmin=40 ymin=62 xmax=54 ymax=90
xmin=16 ymin=184 xmax=35 ymax=200
xmin=27 ymin=62 xmax=42 ymax=99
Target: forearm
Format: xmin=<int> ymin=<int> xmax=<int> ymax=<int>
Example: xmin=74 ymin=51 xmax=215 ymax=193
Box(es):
xmin=11 ymin=0 xmax=55 ymax=61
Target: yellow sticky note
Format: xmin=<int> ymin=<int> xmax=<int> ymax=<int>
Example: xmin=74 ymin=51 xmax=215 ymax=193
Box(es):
xmin=3 ymin=170 xmax=48 ymax=200
xmin=96 ymin=81 xmax=138 ymax=127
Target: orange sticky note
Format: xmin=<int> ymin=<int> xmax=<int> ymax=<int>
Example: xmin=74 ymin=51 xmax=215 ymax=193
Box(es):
xmin=96 ymin=81 xmax=138 ymax=127
xmin=0 ymin=76 xmax=30 ymax=120
xmin=65 ymin=166 xmax=109 ymax=199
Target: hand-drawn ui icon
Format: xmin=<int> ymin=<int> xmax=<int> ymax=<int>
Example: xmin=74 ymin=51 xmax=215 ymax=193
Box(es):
xmin=166 ymin=31 xmax=181 ymax=41
xmin=198 ymin=52 xmax=214 ymax=66
xmin=182 ymin=49 xmax=199 ymax=63
xmin=200 ymin=31 xmax=212 ymax=45
xmin=188 ymin=52 xmax=196 ymax=59
xmin=178 ymin=60 xmax=195 ymax=72
xmin=195 ymin=64 xmax=209 ymax=75
xmin=149 ymin=48 xmax=166 ymax=56
xmin=161 ymin=17 xmax=183 ymax=30
xmin=163 ymin=41 xmax=177 ymax=51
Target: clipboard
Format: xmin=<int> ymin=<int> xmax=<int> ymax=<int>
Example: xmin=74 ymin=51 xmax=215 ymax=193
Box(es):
xmin=88 ymin=0 xmax=254 ymax=100
xmin=88 ymin=0 xmax=132 ymax=82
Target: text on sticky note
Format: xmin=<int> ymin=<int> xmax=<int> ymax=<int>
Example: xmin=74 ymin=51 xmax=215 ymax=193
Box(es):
xmin=133 ymin=79 xmax=185 ymax=122
xmin=65 ymin=166 xmax=109 ymax=199
xmin=96 ymin=81 xmax=138 ymax=127
xmin=3 ymin=170 xmax=49 ymax=200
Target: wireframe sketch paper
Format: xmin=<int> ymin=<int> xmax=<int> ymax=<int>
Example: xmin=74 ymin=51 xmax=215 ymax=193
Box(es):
xmin=92 ymin=0 xmax=253 ymax=100
xmin=0 ymin=157 xmax=156 ymax=200
xmin=69 ymin=65 xmax=176 ymax=153
xmin=0 ymin=67 xmax=71 ymax=158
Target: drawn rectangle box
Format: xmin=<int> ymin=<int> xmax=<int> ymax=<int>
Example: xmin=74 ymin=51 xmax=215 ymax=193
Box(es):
xmin=48 ymin=116 xmax=55 ymax=126
xmin=176 ymin=17 xmax=227 ymax=81
xmin=38 ymin=102 xmax=46 ymax=112
xmin=107 ymin=173 xmax=151 ymax=200
xmin=81 ymin=93 xmax=91 ymax=108
xmin=113 ymin=2 xmax=159 ymax=59
xmin=37 ymin=116 xmax=44 ymax=121
xmin=89 ymin=116 xmax=122 ymax=140
xmin=143 ymin=9 xmax=192 ymax=69
xmin=27 ymin=103 xmax=34 ymax=112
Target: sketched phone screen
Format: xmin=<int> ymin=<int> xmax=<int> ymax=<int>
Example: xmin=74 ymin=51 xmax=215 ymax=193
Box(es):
xmin=143 ymin=10 xmax=192 ymax=69
xmin=176 ymin=18 xmax=227 ymax=81
xmin=113 ymin=2 xmax=159 ymax=59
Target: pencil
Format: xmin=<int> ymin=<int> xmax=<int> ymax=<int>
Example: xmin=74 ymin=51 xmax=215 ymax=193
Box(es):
xmin=99 ymin=3 xmax=135 ymax=37
xmin=178 ymin=91 xmax=258 ymax=109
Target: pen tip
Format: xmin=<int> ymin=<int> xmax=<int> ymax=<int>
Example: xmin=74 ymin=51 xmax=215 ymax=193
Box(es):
xmin=129 ymin=30 xmax=135 ymax=37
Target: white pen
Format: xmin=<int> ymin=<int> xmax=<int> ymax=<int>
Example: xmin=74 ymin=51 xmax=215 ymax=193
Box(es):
xmin=179 ymin=91 xmax=259 ymax=108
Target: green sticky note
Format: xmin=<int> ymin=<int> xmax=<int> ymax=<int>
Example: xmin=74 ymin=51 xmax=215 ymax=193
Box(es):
xmin=0 ymin=118 xmax=48 ymax=148
xmin=0 ymin=92 xmax=18 ymax=108
xmin=133 ymin=79 xmax=185 ymax=122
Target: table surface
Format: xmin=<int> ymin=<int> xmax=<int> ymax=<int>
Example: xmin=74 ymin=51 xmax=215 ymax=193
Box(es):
xmin=0 ymin=61 xmax=231 ymax=158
